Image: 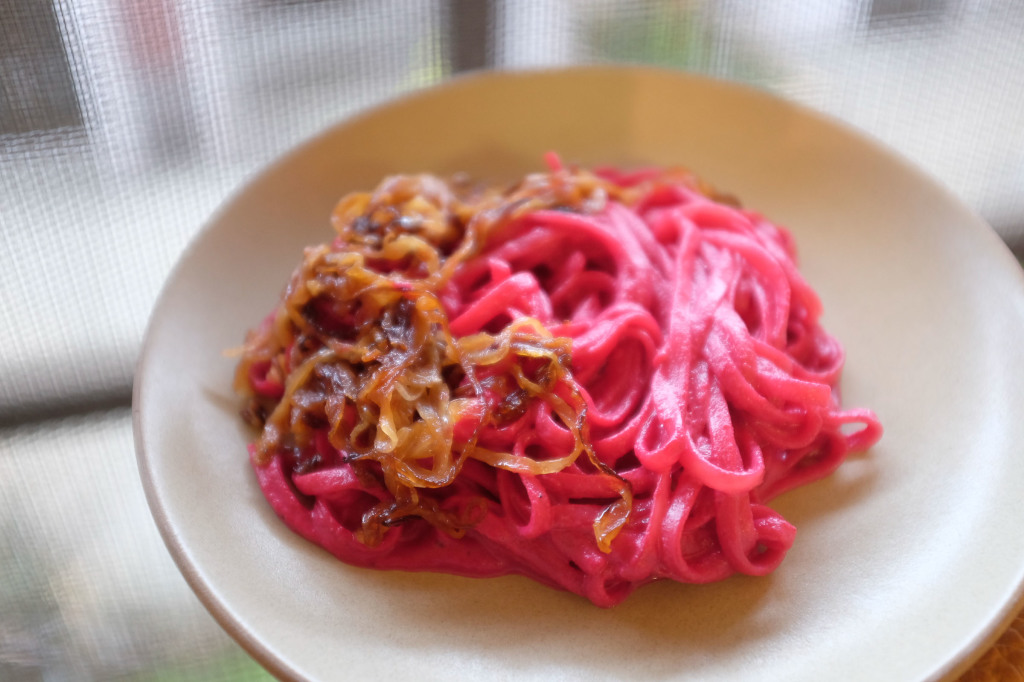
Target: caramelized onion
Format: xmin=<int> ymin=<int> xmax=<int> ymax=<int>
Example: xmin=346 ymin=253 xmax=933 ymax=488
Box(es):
xmin=236 ymin=168 xmax=639 ymax=550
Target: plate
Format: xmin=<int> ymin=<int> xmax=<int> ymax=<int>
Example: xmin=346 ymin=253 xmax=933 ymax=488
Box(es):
xmin=133 ymin=67 xmax=1024 ymax=681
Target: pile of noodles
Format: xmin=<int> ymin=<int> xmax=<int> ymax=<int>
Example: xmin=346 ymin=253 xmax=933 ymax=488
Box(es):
xmin=235 ymin=155 xmax=882 ymax=607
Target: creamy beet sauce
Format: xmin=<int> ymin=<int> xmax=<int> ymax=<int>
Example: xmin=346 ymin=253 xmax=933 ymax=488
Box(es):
xmin=235 ymin=157 xmax=882 ymax=607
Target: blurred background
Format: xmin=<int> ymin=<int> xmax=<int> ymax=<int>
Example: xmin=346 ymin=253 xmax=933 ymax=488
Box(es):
xmin=2 ymin=1 xmax=1022 ymax=680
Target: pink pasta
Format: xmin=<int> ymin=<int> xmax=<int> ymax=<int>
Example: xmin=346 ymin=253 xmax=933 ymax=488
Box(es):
xmin=235 ymin=157 xmax=882 ymax=606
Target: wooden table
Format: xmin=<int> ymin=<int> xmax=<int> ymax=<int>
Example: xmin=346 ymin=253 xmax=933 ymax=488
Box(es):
xmin=962 ymin=612 xmax=1024 ymax=680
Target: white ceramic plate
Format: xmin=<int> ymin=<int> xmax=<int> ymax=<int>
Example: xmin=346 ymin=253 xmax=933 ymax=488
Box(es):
xmin=133 ymin=67 xmax=1024 ymax=681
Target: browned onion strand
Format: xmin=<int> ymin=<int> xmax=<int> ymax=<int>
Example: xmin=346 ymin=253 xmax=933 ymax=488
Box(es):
xmin=234 ymin=169 xmax=715 ymax=550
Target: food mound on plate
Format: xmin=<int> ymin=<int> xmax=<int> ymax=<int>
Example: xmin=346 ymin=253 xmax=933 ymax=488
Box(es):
xmin=235 ymin=154 xmax=882 ymax=607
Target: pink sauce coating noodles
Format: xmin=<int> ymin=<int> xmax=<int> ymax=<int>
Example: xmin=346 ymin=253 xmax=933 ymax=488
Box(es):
xmin=236 ymin=157 xmax=882 ymax=606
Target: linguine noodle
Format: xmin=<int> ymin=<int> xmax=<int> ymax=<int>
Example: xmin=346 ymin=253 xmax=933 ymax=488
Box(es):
xmin=235 ymin=156 xmax=882 ymax=606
